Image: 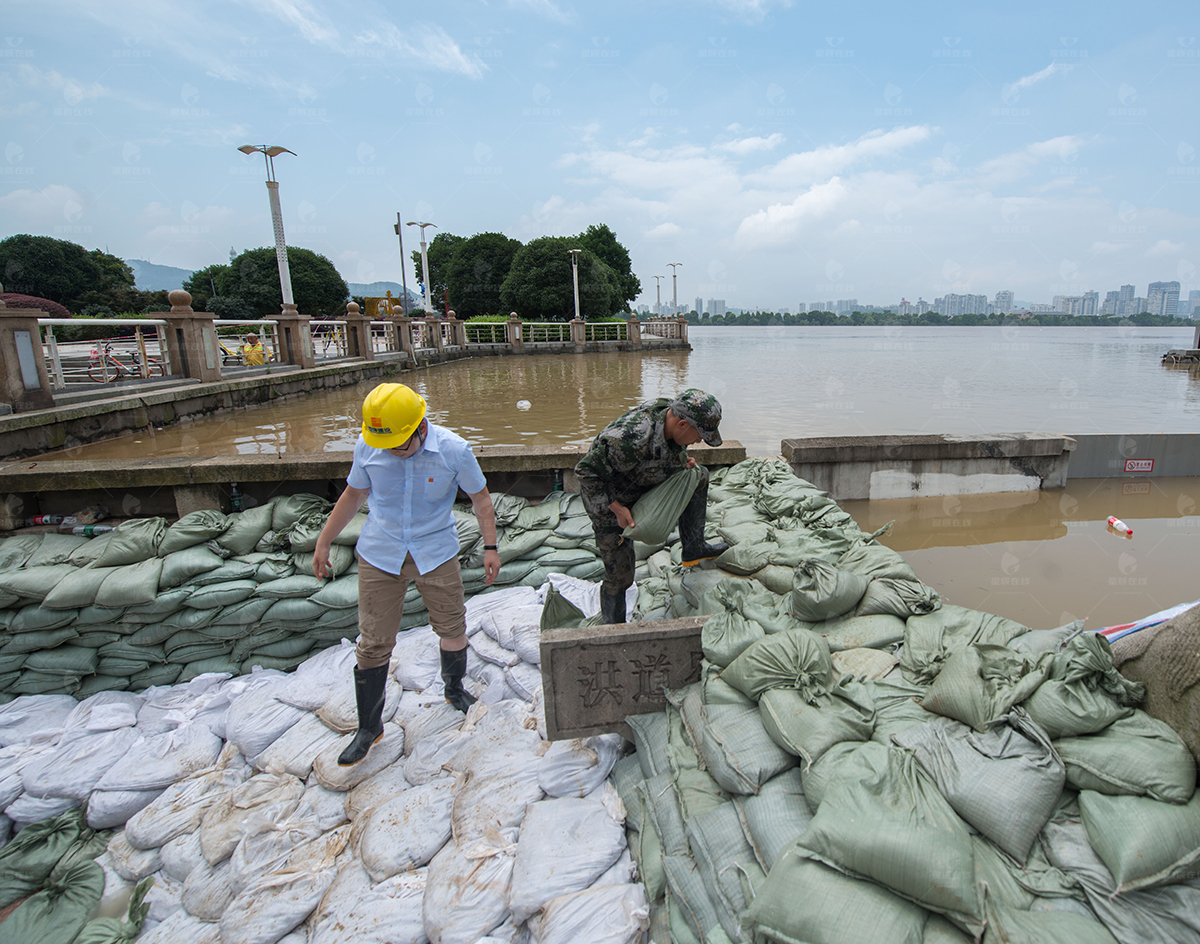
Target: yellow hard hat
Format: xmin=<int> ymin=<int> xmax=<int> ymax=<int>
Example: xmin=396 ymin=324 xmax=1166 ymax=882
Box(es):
xmin=361 ymin=383 xmax=426 ymax=448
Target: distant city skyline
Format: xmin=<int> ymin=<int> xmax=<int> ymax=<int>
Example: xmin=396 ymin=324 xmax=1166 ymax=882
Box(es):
xmin=1 ymin=2 xmax=1196 ymax=311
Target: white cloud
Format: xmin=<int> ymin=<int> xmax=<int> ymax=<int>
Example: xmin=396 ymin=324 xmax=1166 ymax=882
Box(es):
xmin=977 ymin=134 xmax=1091 ymax=184
xmin=243 ymin=0 xmax=338 ymax=44
xmin=1146 ymin=239 xmax=1185 ymax=256
xmin=16 ymin=64 xmax=107 ymax=103
xmin=145 ymin=204 xmax=234 ymax=242
xmin=1003 ymin=61 xmax=1070 ymax=97
xmin=734 ymin=178 xmax=848 ymax=248
xmin=705 ymin=0 xmax=794 ymax=22
xmin=507 ymin=0 xmax=572 ymax=23
xmin=354 ymin=23 xmax=486 ymax=78
xmin=0 ymin=184 xmax=89 ymax=225
xmin=645 ymin=222 xmax=681 ymax=239
xmin=748 ymin=126 xmax=931 ymax=188
xmin=717 ymin=133 xmax=785 ymax=155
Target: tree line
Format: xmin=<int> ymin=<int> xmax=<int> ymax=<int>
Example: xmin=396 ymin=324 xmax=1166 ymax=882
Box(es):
xmin=688 ymin=310 xmax=1195 ymax=328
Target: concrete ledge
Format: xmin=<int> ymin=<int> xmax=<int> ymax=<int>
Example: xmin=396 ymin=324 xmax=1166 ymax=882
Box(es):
xmin=1067 ymin=433 xmax=1200 ymax=478
xmin=540 ymin=615 xmax=708 ymax=740
xmin=782 ymin=433 xmax=1077 ymax=500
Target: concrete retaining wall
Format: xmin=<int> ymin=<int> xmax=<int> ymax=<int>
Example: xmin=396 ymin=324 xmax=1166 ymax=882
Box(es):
xmin=1066 ymin=433 xmax=1200 ymax=479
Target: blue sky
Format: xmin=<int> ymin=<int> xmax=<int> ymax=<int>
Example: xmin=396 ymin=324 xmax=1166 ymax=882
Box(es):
xmin=2 ymin=0 xmax=1197 ymax=310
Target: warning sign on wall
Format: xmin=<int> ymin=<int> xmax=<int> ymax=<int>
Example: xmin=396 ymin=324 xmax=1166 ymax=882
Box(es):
xmin=1124 ymin=458 xmax=1154 ymax=473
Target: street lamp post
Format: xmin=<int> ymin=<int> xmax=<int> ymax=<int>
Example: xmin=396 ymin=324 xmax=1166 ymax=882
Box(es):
xmin=667 ymin=262 xmax=682 ymax=316
xmin=653 ymin=275 xmax=664 ymax=315
xmin=393 ymin=213 xmax=409 ymax=315
xmin=237 ymin=145 xmax=297 ymax=309
xmin=406 ymin=222 xmax=437 ymax=314
xmin=568 ymin=249 xmax=582 ymax=321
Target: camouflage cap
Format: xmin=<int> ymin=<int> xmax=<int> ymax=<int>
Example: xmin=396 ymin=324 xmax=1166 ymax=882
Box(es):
xmin=670 ymin=388 xmax=723 ymax=446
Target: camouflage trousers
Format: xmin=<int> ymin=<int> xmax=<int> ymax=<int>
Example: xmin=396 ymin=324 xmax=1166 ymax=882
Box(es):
xmin=593 ymin=526 xmax=636 ymax=596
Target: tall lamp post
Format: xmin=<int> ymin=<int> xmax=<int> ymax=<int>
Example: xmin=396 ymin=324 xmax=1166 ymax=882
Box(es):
xmin=568 ymin=249 xmax=582 ymax=321
xmin=667 ymin=262 xmax=682 ymax=316
xmin=392 ymin=213 xmax=410 ymax=315
xmin=237 ymin=144 xmax=297 ymax=310
xmin=406 ymin=221 xmax=437 ymax=313
xmin=653 ymin=275 xmax=664 ymax=315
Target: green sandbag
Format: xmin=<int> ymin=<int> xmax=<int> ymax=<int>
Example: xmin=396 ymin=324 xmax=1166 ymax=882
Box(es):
xmin=184 ymin=579 xmax=258 ymax=609
xmin=271 ymin=493 xmax=331 ymax=531
xmin=837 ymin=541 xmax=918 ymax=581
xmin=0 ymin=653 xmax=28 ymax=674
xmin=99 ymin=639 xmax=165 ymax=662
xmin=746 ymin=843 xmax=928 ymax=944
xmin=172 ymin=640 xmax=236 ymax=664
xmin=72 ymin=876 xmax=152 ymax=944
xmin=73 ymin=632 xmax=122 ymax=650
xmin=42 ymin=566 xmax=120 ymax=610
xmin=241 ymin=653 xmax=311 ymax=673
xmin=0 ymin=808 xmax=104 ymax=907
xmin=720 ymin=628 xmax=833 ymax=702
xmin=158 ymin=606 xmax=220 ymax=632
xmin=315 ymin=607 xmax=359 ymax=630
xmin=537 ymin=548 xmax=599 ymax=568
xmin=685 ymin=802 xmax=765 ymax=942
xmin=920 ymin=644 xmax=1050 ymax=732
xmin=0 ymin=533 xmax=43 ymax=572
xmin=26 ymin=533 xmax=89 ymax=567
xmin=790 ymin=559 xmax=870 ymax=622
xmin=10 ymin=604 xmax=79 ymax=633
xmin=714 ymin=541 xmax=777 ymax=576
xmin=158 ymin=509 xmax=231 ymax=556
xmin=1079 ymin=788 xmax=1200 ymax=892
xmin=662 ymin=854 xmax=725 ymax=944
xmin=698 ymin=701 xmax=797 ymax=796
xmin=901 ymin=605 xmax=1030 ymax=685
xmin=126 ymin=622 xmax=180 ymax=645
xmin=66 ymin=532 xmax=115 ymax=567
xmin=553 ymin=515 xmax=594 ymax=541
xmin=732 ymin=768 xmax=811 ymax=872
xmin=495 ymin=527 xmax=553 ymax=564
xmin=94 ymin=517 xmax=167 ymax=567
xmin=232 ymin=629 xmax=290 ymax=662
xmin=540 ymin=585 xmax=589 ymax=631
xmin=983 ymin=898 xmax=1118 ymax=944
xmin=752 ymin=564 xmax=795 ymax=596
xmin=178 ymin=656 xmax=241 ymax=682
xmin=511 ymin=500 xmax=561 ymax=533
xmin=292 ymin=546 xmax=353 ymax=577
xmin=118 ymin=587 xmax=193 ymax=623
xmin=261 ymin=597 xmax=325 ymax=624
xmin=292 ymin=510 xmax=367 ymax=550
xmin=799 ymin=745 xmax=981 ymax=926
xmin=130 ymin=664 xmax=182 ymax=688
xmin=95 ymin=558 xmax=163 ymax=608
xmin=158 ymin=545 xmax=226 ymax=589
xmin=760 ymin=678 xmax=876 ymax=768
xmin=701 ymin=609 xmax=765 ymax=669
xmin=256 ymin=574 xmax=326 ymax=599
xmin=856 ymin=577 xmax=941 ymax=618
xmin=623 ymin=466 xmax=705 ymax=546
xmin=819 ymin=613 xmax=907 ymax=652
xmin=7 ymin=672 xmax=78 ymax=696
xmin=1023 ymin=680 xmax=1134 ymax=739
xmin=95 ymin=657 xmax=150 ymax=677
xmin=0 ymin=564 xmax=79 ymax=603
xmin=4 ymin=627 xmax=80 ymax=653
xmin=75 ymin=674 xmax=131 ymax=697
xmin=186 ymin=560 xmax=258 ymax=586
xmin=565 ymin=559 xmax=605 ymax=580
xmin=23 ymin=645 xmax=97 ymax=676
xmin=76 ymin=605 xmax=127 ymax=626
xmin=249 ymin=635 xmax=314 ymax=659
xmin=1055 ymin=711 xmax=1197 ymax=802
xmin=0 ymin=857 xmax=105 ymax=944
xmin=215 ymin=500 xmax=277 ymax=556
xmin=206 ymin=597 xmax=275 ymax=627
xmin=768 ymin=527 xmax=854 ymax=567
xmin=255 ymin=555 xmax=297 ymax=582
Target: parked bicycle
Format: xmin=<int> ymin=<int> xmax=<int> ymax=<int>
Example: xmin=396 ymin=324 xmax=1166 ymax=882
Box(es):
xmin=88 ymin=341 xmax=165 ymax=383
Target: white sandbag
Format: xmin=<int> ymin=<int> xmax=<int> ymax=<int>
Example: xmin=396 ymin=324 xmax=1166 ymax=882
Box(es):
xmin=61 ymin=691 xmax=144 ymax=737
xmin=275 ymin=642 xmax=358 ymax=711
xmin=392 ymin=626 xmax=443 ymax=691
xmin=199 ymin=772 xmax=305 ymax=866
xmin=358 ymin=776 xmax=458 ymax=881
xmin=465 ymin=585 xmax=543 ymax=635
xmin=512 ymin=624 xmax=541 ymax=665
xmin=300 ymin=779 xmax=349 ymax=832
xmin=504 ymin=663 xmax=542 ymax=702
xmin=508 ymin=797 xmax=627 ymax=923
xmin=593 ymin=847 xmax=637 ymax=888
xmin=317 ymin=676 xmax=402 ymax=734
xmin=255 ymin=713 xmax=344 ymax=779
xmin=125 ymin=744 xmax=252 ymax=849
xmin=312 ymin=723 xmax=405 ymax=792
xmin=138 ymin=673 xmax=240 ymax=739
xmin=469 ymin=630 xmax=521 ymax=668
xmin=474 ymin=662 xmax=516 ymax=705
xmin=537 ymin=735 xmax=624 ymax=798
xmin=5 ymin=791 xmax=77 ymax=826
xmin=20 ymin=726 xmax=140 ymax=799
xmin=344 ymin=761 xmax=411 ymax=821
xmin=181 ymin=857 xmax=235 ymax=921
xmin=92 ymin=849 xmax=135 ymax=920
xmin=306 ymin=853 xmax=372 ymax=940
xmin=140 ymin=908 xmax=220 ymax=944
xmin=449 ymin=711 xmax=544 ymax=845
xmin=422 ymin=827 xmax=519 ymax=944
xmin=0 ymin=694 xmax=77 ymax=746
xmin=398 ymin=701 xmax=464 ymax=756
xmin=478 ymin=599 xmax=546 ymax=650
xmin=160 ymin=829 xmax=206 ymax=882
xmin=404 ymin=725 xmax=474 ymax=787
xmin=0 ymin=741 xmax=53 ymax=808
xmin=228 ymin=805 xmax=334 ymax=896
xmin=109 ymin=830 xmax=164 ymax=882
xmin=225 ymin=680 xmax=309 ymax=761
xmin=308 ymin=868 xmax=427 ymax=944
xmin=95 ymin=723 xmax=224 ymax=792
xmin=219 ymin=864 xmax=338 ymax=944
xmin=88 ymin=786 xmax=166 ymax=830
xmin=534 ymin=883 xmax=650 ymax=944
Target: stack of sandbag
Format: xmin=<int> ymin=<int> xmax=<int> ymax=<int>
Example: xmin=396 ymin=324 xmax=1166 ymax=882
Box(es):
xmin=0 ymin=577 xmax=649 ymax=944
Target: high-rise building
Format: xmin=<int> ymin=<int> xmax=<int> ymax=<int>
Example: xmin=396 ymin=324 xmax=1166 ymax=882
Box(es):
xmin=898 ymin=299 xmax=912 ymax=316
xmin=836 ymin=299 xmax=858 ymax=313
xmin=1102 ymin=291 xmax=1119 ymax=315
xmin=1082 ymin=291 xmax=1099 ymax=316
xmin=1117 ymin=284 xmax=1135 ymax=316
xmin=1147 ymin=281 xmax=1181 ymax=318
xmin=916 ymin=298 xmax=931 ymax=315
xmin=694 ymin=296 xmax=703 ymax=316
xmin=1131 ymin=296 xmax=1147 ymax=314
xmin=707 ymin=299 xmax=726 ymax=317
xmin=796 ymin=303 xmax=807 ymax=313
xmin=994 ymin=290 xmax=1014 ymax=314
xmin=1183 ymin=290 xmax=1200 ymax=318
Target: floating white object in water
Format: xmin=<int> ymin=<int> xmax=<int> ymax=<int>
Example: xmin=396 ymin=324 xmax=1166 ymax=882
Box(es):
xmin=516 ymin=400 xmax=532 ymax=411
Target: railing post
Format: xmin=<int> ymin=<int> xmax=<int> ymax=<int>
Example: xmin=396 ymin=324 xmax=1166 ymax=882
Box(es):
xmin=571 ymin=315 xmax=585 ymax=352
xmin=43 ymin=324 xmax=65 ymax=387
xmin=627 ymin=313 xmax=642 ymax=350
xmin=677 ymin=313 xmax=688 ymax=343
xmin=426 ymin=316 xmax=445 ymax=354
xmin=0 ymin=298 xmax=56 ymax=412
xmin=163 ymin=291 xmax=223 ymax=383
xmin=445 ymin=310 xmax=466 ymax=347
xmin=343 ymin=302 xmax=375 ymax=361
xmin=390 ymin=313 xmax=414 ymax=362
xmin=273 ymin=303 xmax=315 ymax=368
xmin=508 ymin=312 xmax=524 ymax=353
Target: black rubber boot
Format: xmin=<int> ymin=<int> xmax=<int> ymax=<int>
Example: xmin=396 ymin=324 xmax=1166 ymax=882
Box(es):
xmin=337 ymin=663 xmax=389 ymax=766
xmin=678 ymin=477 xmax=729 ymax=567
xmin=600 ymin=589 xmax=626 ymax=624
xmin=440 ymin=647 xmax=477 ymax=713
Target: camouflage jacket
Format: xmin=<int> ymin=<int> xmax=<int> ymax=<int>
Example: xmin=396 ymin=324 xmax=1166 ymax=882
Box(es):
xmin=575 ymin=398 xmax=687 ymax=519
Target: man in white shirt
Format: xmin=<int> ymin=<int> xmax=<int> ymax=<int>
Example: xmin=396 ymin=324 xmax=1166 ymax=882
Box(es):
xmin=314 ymin=382 xmax=501 ymax=765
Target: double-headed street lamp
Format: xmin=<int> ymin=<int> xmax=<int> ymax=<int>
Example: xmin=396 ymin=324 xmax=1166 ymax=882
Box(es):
xmin=652 ymin=275 xmax=664 ymax=315
xmin=667 ymin=262 xmax=682 ymax=316
xmin=568 ymin=249 xmax=582 ymax=321
xmin=406 ymin=221 xmax=437 ymax=313
xmin=237 ymin=144 xmax=297 ymax=310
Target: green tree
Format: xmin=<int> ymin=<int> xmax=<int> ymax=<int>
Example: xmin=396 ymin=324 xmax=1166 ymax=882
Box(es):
xmin=411 ymin=232 xmax=464 ymax=307
xmin=444 ymin=232 xmax=523 ymax=318
xmin=576 ymin=223 xmax=640 ymax=307
xmin=215 ymin=247 xmax=348 ymax=316
xmin=89 ymin=249 xmax=135 ymax=294
xmin=183 ymin=263 xmax=229 ymax=311
xmin=500 ymin=236 xmax=618 ymax=320
xmin=0 ymin=234 xmax=102 ymax=306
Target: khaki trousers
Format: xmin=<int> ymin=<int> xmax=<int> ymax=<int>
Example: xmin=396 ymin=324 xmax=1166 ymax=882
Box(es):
xmin=356 ymin=553 xmax=466 ymax=668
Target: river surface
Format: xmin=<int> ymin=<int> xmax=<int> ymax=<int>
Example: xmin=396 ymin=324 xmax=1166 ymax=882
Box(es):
xmin=35 ymin=326 xmax=1200 ymax=628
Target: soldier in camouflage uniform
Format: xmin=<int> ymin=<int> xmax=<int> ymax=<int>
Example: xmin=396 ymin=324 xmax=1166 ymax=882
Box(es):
xmin=575 ymin=388 xmax=729 ymax=623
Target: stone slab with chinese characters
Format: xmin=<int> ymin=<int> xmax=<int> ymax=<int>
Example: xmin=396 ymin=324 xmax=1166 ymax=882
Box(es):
xmin=540 ymin=615 xmax=709 ymax=740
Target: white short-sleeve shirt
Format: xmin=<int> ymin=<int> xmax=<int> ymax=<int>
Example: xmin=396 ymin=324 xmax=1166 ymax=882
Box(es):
xmin=347 ymin=423 xmax=486 ymax=575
